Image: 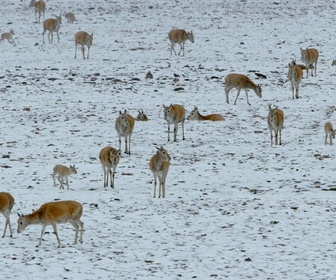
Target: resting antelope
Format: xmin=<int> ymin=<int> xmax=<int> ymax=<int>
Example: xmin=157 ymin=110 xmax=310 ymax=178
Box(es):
xmin=75 ymin=31 xmax=93 ymax=60
xmin=187 ymin=106 xmax=224 ymax=121
xmin=163 ymin=104 xmax=186 ymax=142
xmin=332 ymin=60 xmax=336 ymax=66
xmin=136 ymin=109 xmax=149 ymax=121
xmin=287 ymin=60 xmax=303 ymax=99
xmin=268 ymin=105 xmax=284 ymax=146
xmin=300 ymin=47 xmax=319 ymax=78
xmin=0 ymin=192 xmax=14 ymax=238
xmin=29 ymin=0 xmax=45 ymax=23
xmin=115 ymin=110 xmax=135 ymax=154
xmin=42 ymin=14 xmax=62 ymax=43
xmin=168 ymin=29 xmax=194 ymax=57
xmin=0 ymin=29 xmax=16 ymax=46
xmin=324 ymin=122 xmax=336 ymax=145
xmin=52 ymin=164 xmax=77 ymax=189
xmin=149 ymin=146 xmax=170 ymax=198
xmin=99 ymin=146 xmax=121 ymax=188
xmin=64 ymin=12 xmax=75 ymax=23
xmin=17 ymin=200 xmax=83 ymax=247
xmin=224 ymin=73 xmax=262 ymax=105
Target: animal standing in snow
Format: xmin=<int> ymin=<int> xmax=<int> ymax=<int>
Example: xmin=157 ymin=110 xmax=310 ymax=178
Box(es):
xmin=163 ymin=104 xmax=186 ymax=142
xmin=64 ymin=12 xmax=75 ymax=23
xmin=0 ymin=29 xmax=16 ymax=46
xmin=52 ymin=164 xmax=77 ymax=189
xmin=17 ymin=200 xmax=84 ymax=247
xmin=268 ymin=105 xmax=284 ymax=146
xmin=168 ymin=29 xmax=194 ymax=57
xmin=224 ymin=73 xmax=262 ymax=105
xmin=187 ymin=106 xmax=224 ymax=121
xmin=324 ymin=122 xmax=335 ymax=145
xmin=75 ymin=31 xmax=93 ymax=60
xmin=287 ymin=60 xmax=303 ymax=99
xmin=29 ymin=0 xmax=45 ymax=23
xmin=300 ymin=47 xmax=319 ymax=78
xmin=42 ymin=14 xmax=62 ymax=43
xmin=0 ymin=192 xmax=14 ymax=238
xmin=115 ymin=110 xmax=135 ymax=154
xmin=99 ymin=146 xmax=120 ymax=188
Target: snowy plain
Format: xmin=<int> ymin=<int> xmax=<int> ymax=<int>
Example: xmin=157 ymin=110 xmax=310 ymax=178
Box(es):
xmin=1 ymin=0 xmax=336 ymax=279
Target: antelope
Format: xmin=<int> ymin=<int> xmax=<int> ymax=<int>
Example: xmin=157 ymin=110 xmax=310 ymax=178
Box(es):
xmin=187 ymin=106 xmax=224 ymax=121
xmin=42 ymin=14 xmax=62 ymax=43
xmin=268 ymin=105 xmax=284 ymax=146
xmin=168 ymin=29 xmax=194 ymax=57
xmin=324 ymin=122 xmax=336 ymax=145
xmin=300 ymin=47 xmax=319 ymax=78
xmin=29 ymin=0 xmax=45 ymax=23
xmin=287 ymin=60 xmax=303 ymax=99
xmin=163 ymin=104 xmax=186 ymax=142
xmin=136 ymin=109 xmax=149 ymax=121
xmin=0 ymin=192 xmax=14 ymax=238
xmin=17 ymin=200 xmax=83 ymax=247
xmin=99 ymin=146 xmax=121 ymax=189
xmin=224 ymin=73 xmax=262 ymax=105
xmin=149 ymin=146 xmax=171 ymax=198
xmin=52 ymin=164 xmax=77 ymax=190
xmin=0 ymin=29 xmax=16 ymax=46
xmin=75 ymin=31 xmax=93 ymax=60
xmin=64 ymin=12 xmax=75 ymax=23
xmin=115 ymin=110 xmax=135 ymax=154
xmin=332 ymin=60 xmax=336 ymax=66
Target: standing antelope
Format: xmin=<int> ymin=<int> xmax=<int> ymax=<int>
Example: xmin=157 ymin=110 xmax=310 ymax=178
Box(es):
xmin=163 ymin=104 xmax=186 ymax=142
xmin=187 ymin=106 xmax=224 ymax=121
xmin=300 ymin=47 xmax=319 ymax=78
xmin=75 ymin=31 xmax=93 ymax=60
xmin=224 ymin=73 xmax=262 ymax=105
xmin=99 ymin=146 xmax=121 ymax=189
xmin=42 ymin=14 xmax=62 ymax=43
xmin=136 ymin=109 xmax=149 ymax=121
xmin=52 ymin=164 xmax=77 ymax=190
xmin=17 ymin=200 xmax=83 ymax=247
xmin=115 ymin=110 xmax=135 ymax=154
xmin=64 ymin=12 xmax=75 ymax=23
xmin=324 ymin=122 xmax=336 ymax=145
xmin=29 ymin=0 xmax=45 ymax=23
xmin=268 ymin=105 xmax=284 ymax=146
xmin=168 ymin=29 xmax=194 ymax=57
xmin=149 ymin=146 xmax=171 ymax=198
xmin=0 ymin=192 xmax=14 ymax=238
xmin=0 ymin=29 xmax=16 ymax=46
xmin=288 ymin=60 xmax=303 ymax=99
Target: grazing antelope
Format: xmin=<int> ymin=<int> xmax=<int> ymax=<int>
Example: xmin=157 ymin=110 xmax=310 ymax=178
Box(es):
xmin=324 ymin=122 xmax=336 ymax=145
xmin=64 ymin=12 xmax=75 ymax=23
xmin=0 ymin=29 xmax=16 ymax=46
xmin=168 ymin=29 xmax=194 ymax=57
xmin=287 ymin=60 xmax=303 ymax=99
xmin=136 ymin=109 xmax=149 ymax=121
xmin=42 ymin=14 xmax=62 ymax=43
xmin=300 ymin=47 xmax=319 ymax=78
xmin=99 ymin=146 xmax=121 ymax=189
xmin=268 ymin=105 xmax=284 ymax=146
xmin=29 ymin=0 xmax=45 ymax=23
xmin=75 ymin=31 xmax=93 ymax=60
xmin=332 ymin=60 xmax=336 ymax=66
xmin=0 ymin=192 xmax=14 ymax=238
xmin=187 ymin=106 xmax=224 ymax=121
xmin=52 ymin=164 xmax=77 ymax=190
xmin=163 ymin=104 xmax=186 ymax=142
xmin=149 ymin=146 xmax=170 ymax=198
xmin=17 ymin=200 xmax=83 ymax=247
xmin=115 ymin=110 xmax=135 ymax=154
xmin=224 ymin=73 xmax=262 ymax=105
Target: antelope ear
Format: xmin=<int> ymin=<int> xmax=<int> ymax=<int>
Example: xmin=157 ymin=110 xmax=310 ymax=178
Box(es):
xmin=17 ymin=213 xmax=23 ymax=217
xmin=269 ymin=104 xmax=272 ymax=110
xmin=119 ymin=110 xmax=122 ymax=115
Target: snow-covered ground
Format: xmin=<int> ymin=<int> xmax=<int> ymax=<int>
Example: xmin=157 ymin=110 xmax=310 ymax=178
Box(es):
xmin=1 ymin=0 xmax=336 ymax=279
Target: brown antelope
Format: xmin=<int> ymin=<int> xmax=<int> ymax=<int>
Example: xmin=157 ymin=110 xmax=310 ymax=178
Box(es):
xmin=149 ymin=146 xmax=171 ymax=198
xmin=42 ymin=14 xmax=62 ymax=43
xmin=17 ymin=200 xmax=83 ymax=247
xmin=64 ymin=12 xmax=75 ymax=23
xmin=74 ymin=31 xmax=93 ymax=60
xmin=287 ymin=60 xmax=303 ymax=99
xmin=115 ymin=110 xmax=135 ymax=154
xmin=0 ymin=29 xmax=16 ymax=46
xmin=163 ymin=104 xmax=186 ymax=142
xmin=168 ymin=29 xmax=194 ymax=57
xmin=52 ymin=164 xmax=77 ymax=190
xmin=0 ymin=192 xmax=14 ymax=238
xmin=324 ymin=122 xmax=336 ymax=145
xmin=300 ymin=47 xmax=319 ymax=78
xmin=224 ymin=73 xmax=262 ymax=105
xmin=268 ymin=105 xmax=284 ymax=146
xmin=187 ymin=106 xmax=224 ymax=121
xmin=99 ymin=146 xmax=121 ymax=189
xmin=136 ymin=109 xmax=149 ymax=121
xmin=332 ymin=60 xmax=336 ymax=66
xmin=29 ymin=0 xmax=45 ymax=23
